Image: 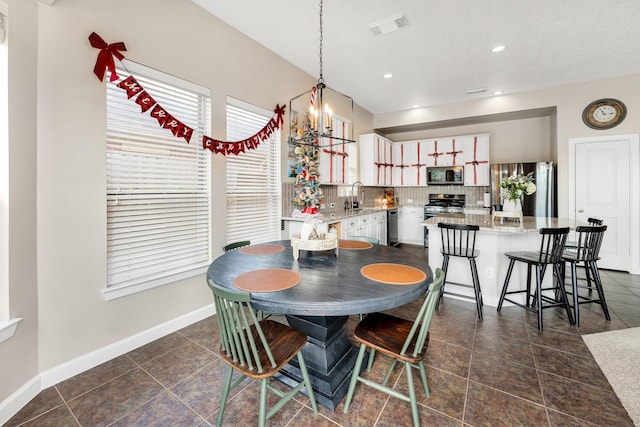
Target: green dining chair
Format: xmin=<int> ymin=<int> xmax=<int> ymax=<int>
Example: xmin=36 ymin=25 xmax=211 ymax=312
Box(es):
xmin=223 ymin=240 xmax=251 ymax=252
xmin=207 ymin=279 xmax=318 ymax=427
xmin=343 ymin=268 xmax=444 ymax=427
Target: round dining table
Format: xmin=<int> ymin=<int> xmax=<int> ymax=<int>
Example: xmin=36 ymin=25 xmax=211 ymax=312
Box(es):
xmin=207 ymin=239 xmax=432 ymax=410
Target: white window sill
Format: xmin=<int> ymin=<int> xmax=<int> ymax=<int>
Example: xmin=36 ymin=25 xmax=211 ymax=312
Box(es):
xmin=0 ymin=318 xmax=23 ymax=344
xmin=102 ymin=264 xmax=209 ymax=301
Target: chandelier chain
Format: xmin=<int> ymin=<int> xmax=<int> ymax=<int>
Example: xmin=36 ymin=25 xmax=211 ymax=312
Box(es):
xmin=318 ymin=0 xmax=324 ymax=84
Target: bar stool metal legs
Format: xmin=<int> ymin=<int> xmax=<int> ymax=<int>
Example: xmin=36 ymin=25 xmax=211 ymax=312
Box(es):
xmin=497 ymin=227 xmax=574 ymax=331
xmin=438 ymin=223 xmax=483 ymax=320
xmin=562 ymin=225 xmax=609 ymax=326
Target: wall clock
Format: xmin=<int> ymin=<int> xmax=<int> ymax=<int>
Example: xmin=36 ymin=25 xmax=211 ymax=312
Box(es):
xmin=582 ymin=98 xmax=627 ymax=130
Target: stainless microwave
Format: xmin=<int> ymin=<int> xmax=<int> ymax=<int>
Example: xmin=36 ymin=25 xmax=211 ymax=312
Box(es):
xmin=426 ymin=166 xmax=464 ymax=185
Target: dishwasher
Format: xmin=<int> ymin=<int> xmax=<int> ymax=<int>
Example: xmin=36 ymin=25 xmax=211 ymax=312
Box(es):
xmin=387 ymin=208 xmax=399 ymax=246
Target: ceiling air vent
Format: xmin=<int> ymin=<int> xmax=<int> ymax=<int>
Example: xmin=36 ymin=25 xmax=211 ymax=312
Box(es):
xmin=368 ymin=14 xmax=408 ymax=36
xmin=465 ymin=87 xmax=487 ymax=95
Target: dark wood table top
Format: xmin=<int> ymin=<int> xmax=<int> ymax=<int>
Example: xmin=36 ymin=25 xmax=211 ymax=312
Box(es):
xmin=207 ymin=240 xmax=432 ymax=316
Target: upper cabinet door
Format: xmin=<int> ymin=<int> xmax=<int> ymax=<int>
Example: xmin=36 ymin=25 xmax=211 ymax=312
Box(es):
xmin=393 ymin=141 xmax=415 ymax=186
xmin=425 ymin=138 xmax=449 ymax=167
xmin=320 ymin=117 xmax=351 ymax=184
xmin=462 ymin=134 xmax=490 ymax=186
xmin=445 ymin=137 xmax=466 ymax=167
xmin=359 ymin=133 xmax=393 ymax=186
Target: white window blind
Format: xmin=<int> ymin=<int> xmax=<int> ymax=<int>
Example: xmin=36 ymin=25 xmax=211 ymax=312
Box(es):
xmin=106 ymin=62 xmax=211 ymax=292
xmin=226 ymin=100 xmax=281 ymax=244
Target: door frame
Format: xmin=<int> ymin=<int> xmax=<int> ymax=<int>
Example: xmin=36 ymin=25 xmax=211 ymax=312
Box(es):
xmin=568 ymin=133 xmax=640 ymax=274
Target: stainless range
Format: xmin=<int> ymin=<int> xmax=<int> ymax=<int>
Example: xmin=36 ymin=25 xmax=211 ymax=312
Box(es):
xmin=423 ymin=194 xmax=466 ymax=247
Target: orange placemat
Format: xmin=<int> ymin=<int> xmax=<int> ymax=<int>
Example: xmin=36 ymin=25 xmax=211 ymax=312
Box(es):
xmin=233 ymin=268 xmax=301 ymax=292
xmin=238 ymin=244 xmax=285 ymax=255
xmin=339 ymin=240 xmax=374 ymax=250
xmin=361 ymin=263 xmax=427 ymax=285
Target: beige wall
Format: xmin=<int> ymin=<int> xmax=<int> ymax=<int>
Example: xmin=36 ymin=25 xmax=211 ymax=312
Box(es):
xmin=34 ymin=0 xmax=371 ymax=380
xmin=0 ymin=0 xmax=39 ymax=404
xmin=375 ymin=73 xmax=640 ymax=217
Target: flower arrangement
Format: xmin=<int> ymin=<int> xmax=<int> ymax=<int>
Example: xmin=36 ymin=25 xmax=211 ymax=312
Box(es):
xmin=500 ymin=172 xmax=536 ymax=202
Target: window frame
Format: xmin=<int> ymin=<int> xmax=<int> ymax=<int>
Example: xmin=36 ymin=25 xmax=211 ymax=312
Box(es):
xmin=225 ymin=98 xmax=282 ymax=245
xmin=103 ymin=60 xmax=212 ymax=301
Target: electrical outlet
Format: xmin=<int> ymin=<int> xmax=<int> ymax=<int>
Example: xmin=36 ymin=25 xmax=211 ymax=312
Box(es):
xmin=408 ymin=198 xmax=413 ymax=203
xmin=330 ymin=202 xmax=335 ymax=209
xmin=485 ymin=267 xmax=494 ymax=278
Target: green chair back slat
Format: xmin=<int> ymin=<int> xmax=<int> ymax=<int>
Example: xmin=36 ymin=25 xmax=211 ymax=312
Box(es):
xmin=208 ymin=279 xmax=275 ymax=372
xmin=347 ymin=236 xmax=380 ymax=244
xmin=400 ymin=268 xmax=444 ymax=358
xmin=343 ymin=268 xmax=444 ymax=427
xmin=207 ymin=278 xmax=318 ymax=426
xmin=223 ymin=240 xmax=251 ymax=252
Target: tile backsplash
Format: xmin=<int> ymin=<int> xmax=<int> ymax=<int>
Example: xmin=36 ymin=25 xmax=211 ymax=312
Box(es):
xmin=281 ymin=183 xmax=490 ymax=215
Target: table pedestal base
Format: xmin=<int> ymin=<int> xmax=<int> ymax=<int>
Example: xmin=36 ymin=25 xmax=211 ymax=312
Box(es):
xmin=277 ymin=314 xmax=365 ymax=411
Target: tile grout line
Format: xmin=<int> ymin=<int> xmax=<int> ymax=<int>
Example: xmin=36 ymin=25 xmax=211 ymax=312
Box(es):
xmin=118 ymin=353 xmax=215 ymax=426
xmin=53 ymin=386 xmax=83 ymax=427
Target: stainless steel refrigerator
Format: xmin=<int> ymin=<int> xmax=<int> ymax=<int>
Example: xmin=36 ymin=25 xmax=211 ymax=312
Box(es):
xmin=490 ymin=162 xmax=557 ymax=217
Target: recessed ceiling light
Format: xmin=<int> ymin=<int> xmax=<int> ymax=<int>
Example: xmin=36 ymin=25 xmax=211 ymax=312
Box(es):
xmin=383 ymin=73 xmax=394 ymax=79
xmin=412 ymin=104 xmax=419 ymax=109
xmin=491 ymin=45 xmax=507 ymax=53
xmin=493 ymin=91 xmax=504 ymax=96
xmin=465 ymin=87 xmax=487 ymax=94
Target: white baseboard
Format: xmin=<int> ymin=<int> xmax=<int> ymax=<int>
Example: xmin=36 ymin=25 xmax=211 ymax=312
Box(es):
xmin=0 ymin=376 xmax=41 ymax=426
xmin=0 ymin=304 xmax=214 ymax=425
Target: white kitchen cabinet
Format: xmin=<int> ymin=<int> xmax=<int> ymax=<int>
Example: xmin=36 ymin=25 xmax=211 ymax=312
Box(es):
xmin=370 ymin=211 xmax=388 ymax=245
xmin=444 ymin=137 xmax=466 ymax=167
xmin=424 ymin=137 xmax=452 ymax=167
xmin=342 ymin=212 xmax=388 ymax=244
xmin=399 ymin=207 xmax=424 ymax=246
xmin=319 ymin=116 xmax=352 ymax=184
xmin=393 ymin=141 xmax=418 ymax=186
xmin=462 ymin=133 xmax=490 ymax=186
xmin=360 ymin=133 xmax=393 ymax=186
xmin=342 ymin=217 xmax=359 ymax=238
xmin=344 ymin=214 xmax=373 ymax=239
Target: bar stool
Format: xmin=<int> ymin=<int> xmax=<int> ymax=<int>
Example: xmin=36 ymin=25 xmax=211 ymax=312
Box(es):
xmin=438 ymin=223 xmax=483 ymax=319
xmin=562 ymin=225 xmax=609 ymax=326
xmin=565 ymin=218 xmax=603 ymax=249
xmin=564 ymin=218 xmax=603 ymax=295
xmin=497 ymin=227 xmax=574 ymax=331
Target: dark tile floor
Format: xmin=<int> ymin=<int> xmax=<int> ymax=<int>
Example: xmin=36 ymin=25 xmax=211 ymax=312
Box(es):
xmin=6 ymin=244 xmax=640 ymax=426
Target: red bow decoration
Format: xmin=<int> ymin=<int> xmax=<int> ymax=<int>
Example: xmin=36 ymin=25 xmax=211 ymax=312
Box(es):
xmin=88 ymin=32 xmax=127 ymax=82
xmin=274 ymin=104 xmax=286 ymax=128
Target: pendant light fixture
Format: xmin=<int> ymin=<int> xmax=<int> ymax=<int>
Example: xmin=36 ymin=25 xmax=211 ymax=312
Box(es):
xmin=288 ymin=0 xmax=355 ymax=147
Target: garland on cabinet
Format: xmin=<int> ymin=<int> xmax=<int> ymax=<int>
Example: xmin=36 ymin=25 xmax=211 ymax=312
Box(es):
xmin=88 ymin=32 xmax=285 ymax=156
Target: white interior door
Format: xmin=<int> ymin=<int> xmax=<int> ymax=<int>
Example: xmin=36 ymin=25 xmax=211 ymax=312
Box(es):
xmin=574 ymin=139 xmax=630 ymax=271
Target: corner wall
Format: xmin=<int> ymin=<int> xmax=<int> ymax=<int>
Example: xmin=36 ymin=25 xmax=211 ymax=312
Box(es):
xmin=0 ymin=0 xmax=39 ymax=406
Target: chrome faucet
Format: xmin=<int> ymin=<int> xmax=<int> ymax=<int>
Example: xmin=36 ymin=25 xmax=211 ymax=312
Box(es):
xmin=350 ymin=181 xmax=364 ymax=215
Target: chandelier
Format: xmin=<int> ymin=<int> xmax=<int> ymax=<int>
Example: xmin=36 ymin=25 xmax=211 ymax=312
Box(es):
xmin=288 ymin=0 xmax=355 ymax=147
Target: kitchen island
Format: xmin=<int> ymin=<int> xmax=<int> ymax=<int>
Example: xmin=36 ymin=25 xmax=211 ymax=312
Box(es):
xmin=423 ymin=213 xmax=583 ymax=307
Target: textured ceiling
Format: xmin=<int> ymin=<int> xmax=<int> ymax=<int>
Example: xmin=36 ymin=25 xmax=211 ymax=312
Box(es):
xmin=192 ymin=0 xmax=640 ymax=115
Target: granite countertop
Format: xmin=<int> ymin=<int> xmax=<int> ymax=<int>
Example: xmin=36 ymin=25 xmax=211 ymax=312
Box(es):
xmin=422 ymin=213 xmax=582 ymax=233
